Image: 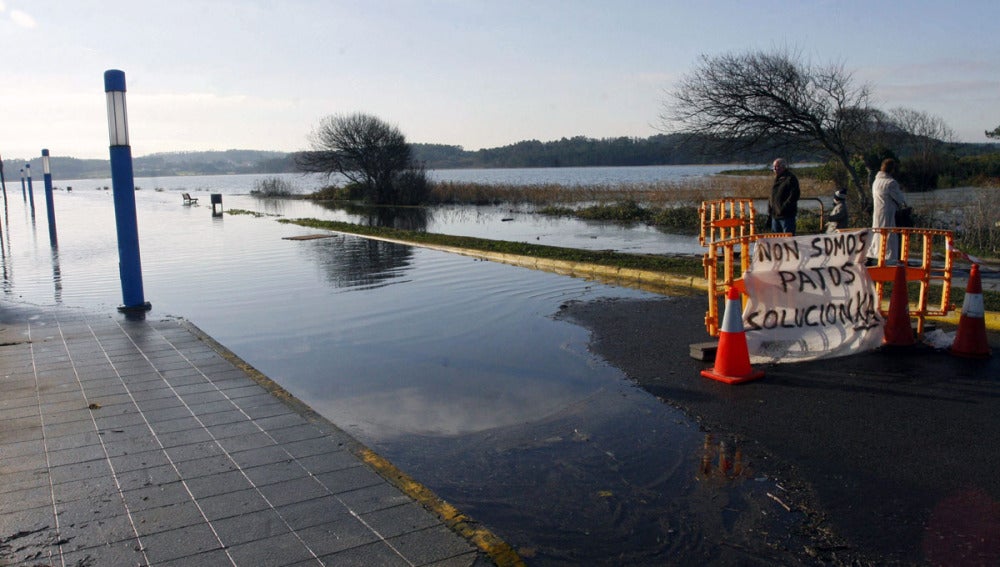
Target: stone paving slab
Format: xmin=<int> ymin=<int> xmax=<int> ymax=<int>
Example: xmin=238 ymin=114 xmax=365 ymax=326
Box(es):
xmin=0 ymin=306 xmax=500 ymax=567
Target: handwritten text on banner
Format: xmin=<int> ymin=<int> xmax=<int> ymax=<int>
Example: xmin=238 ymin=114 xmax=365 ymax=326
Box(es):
xmin=742 ymin=230 xmax=884 ymax=362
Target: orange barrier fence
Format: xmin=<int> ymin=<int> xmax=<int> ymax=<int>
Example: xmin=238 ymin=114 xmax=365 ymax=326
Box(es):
xmin=700 ymin=198 xmax=958 ymax=337
xmin=700 ymin=198 xmax=784 ymax=336
xmin=699 ymin=198 xmax=757 ymax=246
xmin=703 ymin=233 xmax=789 ymax=336
xmin=866 ymin=227 xmax=957 ymax=335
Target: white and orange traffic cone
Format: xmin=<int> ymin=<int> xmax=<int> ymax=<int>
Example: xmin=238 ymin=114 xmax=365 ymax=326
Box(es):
xmin=951 ymin=264 xmax=991 ymax=358
xmin=701 ymin=286 xmax=764 ymax=384
xmin=883 ymin=264 xmax=915 ymax=347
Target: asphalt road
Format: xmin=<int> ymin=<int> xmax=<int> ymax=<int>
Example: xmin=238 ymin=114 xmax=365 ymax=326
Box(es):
xmin=559 ymin=295 xmax=1000 ymax=566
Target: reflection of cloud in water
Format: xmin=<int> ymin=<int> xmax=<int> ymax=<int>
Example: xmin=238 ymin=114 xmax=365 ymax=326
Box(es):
xmin=266 ymin=316 xmax=616 ymax=439
xmin=308 ymin=368 xmax=609 ymax=439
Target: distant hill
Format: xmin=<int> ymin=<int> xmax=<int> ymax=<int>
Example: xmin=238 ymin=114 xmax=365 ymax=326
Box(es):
xmin=4 ymin=136 xmax=997 ymax=180
xmin=3 ymin=150 xmax=296 ymax=180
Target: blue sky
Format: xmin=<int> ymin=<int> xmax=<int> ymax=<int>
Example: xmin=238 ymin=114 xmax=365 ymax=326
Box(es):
xmin=1 ymin=0 xmax=998 ymax=160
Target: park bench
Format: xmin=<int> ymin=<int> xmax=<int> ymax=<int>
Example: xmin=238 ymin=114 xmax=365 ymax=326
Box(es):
xmin=182 ymin=192 xmax=199 ymax=205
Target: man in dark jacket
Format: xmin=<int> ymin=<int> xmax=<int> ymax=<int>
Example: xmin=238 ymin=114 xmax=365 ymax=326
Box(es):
xmin=769 ymin=158 xmax=800 ymax=235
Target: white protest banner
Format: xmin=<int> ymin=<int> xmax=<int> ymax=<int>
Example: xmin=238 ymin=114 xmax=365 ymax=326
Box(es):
xmin=742 ymin=230 xmax=884 ymax=363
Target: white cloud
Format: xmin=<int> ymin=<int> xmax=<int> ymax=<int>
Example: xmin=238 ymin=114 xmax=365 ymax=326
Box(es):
xmin=10 ymin=9 xmax=35 ymax=28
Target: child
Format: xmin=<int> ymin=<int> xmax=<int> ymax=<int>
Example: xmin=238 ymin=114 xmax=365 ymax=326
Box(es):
xmin=826 ymin=190 xmax=849 ymax=233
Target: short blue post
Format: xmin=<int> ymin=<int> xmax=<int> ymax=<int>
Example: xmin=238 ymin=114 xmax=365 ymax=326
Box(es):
xmin=105 ymin=69 xmax=150 ymax=312
xmin=26 ymin=163 xmax=35 ymax=211
xmin=20 ymin=168 xmax=26 ymax=200
xmin=42 ymin=149 xmax=57 ymax=245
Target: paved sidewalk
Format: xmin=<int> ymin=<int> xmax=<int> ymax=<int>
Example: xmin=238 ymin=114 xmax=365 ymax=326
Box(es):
xmin=0 ymin=306 xmax=499 ymax=566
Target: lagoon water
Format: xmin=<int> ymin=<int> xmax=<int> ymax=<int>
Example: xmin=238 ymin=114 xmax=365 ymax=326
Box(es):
xmin=0 ymin=165 xmax=753 ymax=564
xmin=52 ymin=163 xmax=755 ymax=195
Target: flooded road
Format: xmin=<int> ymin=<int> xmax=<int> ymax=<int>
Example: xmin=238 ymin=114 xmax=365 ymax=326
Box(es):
xmin=1 ymin=186 xmax=811 ymax=564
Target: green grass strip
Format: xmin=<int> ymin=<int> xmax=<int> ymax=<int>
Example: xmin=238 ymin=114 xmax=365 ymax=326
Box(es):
xmin=279 ymin=218 xmax=706 ymax=276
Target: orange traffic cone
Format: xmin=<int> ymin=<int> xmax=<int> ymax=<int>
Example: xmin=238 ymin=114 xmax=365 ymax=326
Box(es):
xmin=701 ymin=286 xmax=764 ymax=384
xmin=883 ymin=265 xmax=915 ymax=347
xmin=951 ymin=264 xmax=991 ymax=358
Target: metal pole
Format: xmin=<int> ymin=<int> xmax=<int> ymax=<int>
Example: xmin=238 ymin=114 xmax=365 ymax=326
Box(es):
xmin=0 ymin=152 xmax=7 ymax=202
xmin=42 ymin=149 xmax=57 ymax=246
xmin=104 ymin=69 xmax=150 ymax=312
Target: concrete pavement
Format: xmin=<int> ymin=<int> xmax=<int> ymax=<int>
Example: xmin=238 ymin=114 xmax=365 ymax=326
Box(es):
xmin=0 ymin=305 xmax=507 ymax=567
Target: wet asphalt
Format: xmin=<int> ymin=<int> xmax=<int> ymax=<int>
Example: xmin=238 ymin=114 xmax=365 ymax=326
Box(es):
xmin=559 ymin=294 xmax=1000 ymax=565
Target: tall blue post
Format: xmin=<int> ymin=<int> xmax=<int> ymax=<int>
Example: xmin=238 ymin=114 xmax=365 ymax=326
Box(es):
xmin=105 ymin=69 xmax=150 ymax=311
xmin=25 ymin=163 xmax=34 ymax=211
xmin=0 ymin=152 xmax=7 ymax=201
xmin=42 ymin=149 xmax=57 ymax=245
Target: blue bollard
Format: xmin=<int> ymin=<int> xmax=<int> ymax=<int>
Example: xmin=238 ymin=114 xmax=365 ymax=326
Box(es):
xmin=105 ymin=69 xmax=150 ymax=312
xmin=42 ymin=149 xmax=57 ymax=245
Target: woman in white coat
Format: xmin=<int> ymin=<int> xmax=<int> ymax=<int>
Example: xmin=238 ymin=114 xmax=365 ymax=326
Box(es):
xmin=869 ymin=158 xmax=908 ymax=264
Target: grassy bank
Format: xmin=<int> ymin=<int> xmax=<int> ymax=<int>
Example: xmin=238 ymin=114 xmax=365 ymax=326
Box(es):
xmin=278 ymin=217 xmax=1000 ymax=312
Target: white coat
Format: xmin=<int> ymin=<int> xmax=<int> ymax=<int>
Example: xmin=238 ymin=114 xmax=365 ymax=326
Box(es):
xmin=871 ymin=171 xmax=906 ymax=229
xmin=869 ymin=171 xmax=908 ymax=263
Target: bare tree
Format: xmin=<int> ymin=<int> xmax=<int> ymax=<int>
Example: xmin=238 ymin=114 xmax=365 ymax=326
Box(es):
xmin=885 ymin=108 xmax=956 ymax=190
xmin=889 ymin=107 xmax=954 ymax=149
xmin=296 ymin=113 xmax=414 ymax=204
xmin=662 ymin=49 xmax=879 ymax=204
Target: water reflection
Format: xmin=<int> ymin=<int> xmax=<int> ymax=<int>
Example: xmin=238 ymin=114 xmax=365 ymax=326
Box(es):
xmin=315 ymin=201 xmax=431 ymax=231
xmin=50 ymin=245 xmax=62 ymax=304
xmin=305 ymin=235 xmax=413 ymax=290
xmin=699 ymin=433 xmax=748 ymax=481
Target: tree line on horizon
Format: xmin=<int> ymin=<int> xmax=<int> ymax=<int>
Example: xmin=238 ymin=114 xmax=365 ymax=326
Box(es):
xmin=1 ymin=134 xmax=828 ymax=180
xmin=8 ymin=133 xmax=997 ymax=182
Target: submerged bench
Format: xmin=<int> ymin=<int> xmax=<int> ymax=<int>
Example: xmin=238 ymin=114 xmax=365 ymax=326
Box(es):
xmin=182 ymin=192 xmax=199 ymax=204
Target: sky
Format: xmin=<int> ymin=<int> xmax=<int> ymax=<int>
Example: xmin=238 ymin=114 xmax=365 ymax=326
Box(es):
xmin=1 ymin=0 xmax=998 ymax=161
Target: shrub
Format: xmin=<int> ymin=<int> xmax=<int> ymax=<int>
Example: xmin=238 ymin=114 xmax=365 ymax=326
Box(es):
xmin=392 ymin=166 xmax=431 ymax=205
xmin=309 ymin=185 xmax=349 ymax=200
xmin=251 ymin=177 xmax=296 ymax=197
xmin=955 ymin=189 xmax=1000 ymax=256
xmin=651 ymin=206 xmax=701 ymax=234
xmin=576 ymin=200 xmax=651 ymax=222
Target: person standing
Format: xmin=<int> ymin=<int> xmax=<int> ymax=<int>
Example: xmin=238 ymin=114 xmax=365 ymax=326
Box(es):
xmin=826 ymin=189 xmax=849 ymax=233
xmin=769 ymin=158 xmax=800 ymax=235
xmin=869 ymin=158 xmax=908 ymax=264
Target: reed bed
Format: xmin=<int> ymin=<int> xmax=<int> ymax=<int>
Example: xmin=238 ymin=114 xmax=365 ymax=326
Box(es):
xmin=426 ymin=175 xmax=997 ymax=256
xmin=427 ymin=175 xmax=834 ymax=207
